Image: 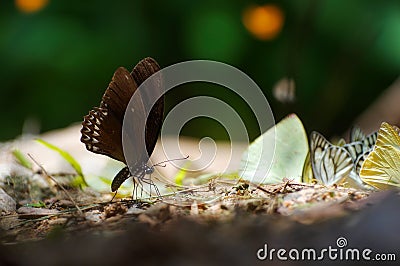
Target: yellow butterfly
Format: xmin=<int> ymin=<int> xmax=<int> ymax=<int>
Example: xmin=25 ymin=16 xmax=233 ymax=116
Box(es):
xmin=360 ymin=122 xmax=400 ymax=189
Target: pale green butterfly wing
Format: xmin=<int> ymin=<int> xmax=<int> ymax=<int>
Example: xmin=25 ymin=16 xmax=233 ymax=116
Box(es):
xmin=310 ymin=132 xmax=353 ymax=186
xmin=239 ymin=113 xmax=308 ymax=184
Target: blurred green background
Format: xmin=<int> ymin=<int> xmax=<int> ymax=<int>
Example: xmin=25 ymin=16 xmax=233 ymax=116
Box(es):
xmin=1 ymin=0 xmax=399 ymax=141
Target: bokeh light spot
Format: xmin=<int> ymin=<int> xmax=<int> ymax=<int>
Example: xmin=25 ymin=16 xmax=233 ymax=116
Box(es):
xmin=15 ymin=0 xmax=49 ymax=13
xmin=242 ymin=4 xmax=284 ymax=40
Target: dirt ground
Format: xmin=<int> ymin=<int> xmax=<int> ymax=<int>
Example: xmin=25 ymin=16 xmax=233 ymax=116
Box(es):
xmin=1 ymin=178 xmax=399 ymax=266
xmin=0 ymin=126 xmax=399 ymax=265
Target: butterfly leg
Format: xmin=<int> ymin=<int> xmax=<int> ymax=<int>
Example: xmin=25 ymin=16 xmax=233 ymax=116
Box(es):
xmin=133 ymin=177 xmax=140 ymax=200
xmin=110 ymin=191 xmax=118 ymax=202
xmin=140 ymin=174 xmax=161 ymax=198
xmin=132 ymin=172 xmax=146 ymax=200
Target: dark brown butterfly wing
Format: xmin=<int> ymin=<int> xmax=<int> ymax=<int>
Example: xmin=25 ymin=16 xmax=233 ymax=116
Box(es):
xmin=100 ymin=67 xmax=138 ymax=123
xmin=118 ymin=58 xmax=164 ymax=193
xmin=131 ymin=57 xmax=164 ymax=161
xmin=81 ymin=67 xmax=136 ymax=163
xmin=111 ymin=166 xmax=130 ymax=192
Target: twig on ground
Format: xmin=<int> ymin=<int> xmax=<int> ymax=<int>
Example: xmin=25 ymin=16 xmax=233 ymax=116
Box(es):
xmin=28 ymin=153 xmax=83 ymax=215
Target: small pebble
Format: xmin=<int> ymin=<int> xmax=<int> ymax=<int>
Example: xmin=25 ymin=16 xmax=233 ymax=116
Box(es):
xmin=85 ymin=210 xmax=102 ymax=223
xmin=0 ymin=188 xmax=16 ymax=213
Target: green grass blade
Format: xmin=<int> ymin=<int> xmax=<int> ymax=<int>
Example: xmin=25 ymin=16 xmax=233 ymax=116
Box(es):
xmin=25 ymin=201 xmax=46 ymax=208
xmin=12 ymin=149 xmax=33 ymax=170
xmin=174 ymin=161 xmax=192 ymax=185
xmin=99 ymin=176 xmax=112 ymax=185
xmin=36 ymin=139 xmax=88 ymax=187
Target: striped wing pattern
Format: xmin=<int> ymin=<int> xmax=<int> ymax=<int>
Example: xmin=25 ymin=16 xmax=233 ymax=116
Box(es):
xmin=310 ymin=132 xmax=353 ymax=186
xmin=344 ymin=130 xmax=378 ymax=162
xmin=350 ymin=126 xmax=366 ymax=142
xmin=341 ymin=128 xmax=377 ymax=188
xmin=344 ymin=129 xmax=378 ymax=186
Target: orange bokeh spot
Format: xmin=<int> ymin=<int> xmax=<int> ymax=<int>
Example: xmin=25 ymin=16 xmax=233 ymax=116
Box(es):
xmin=15 ymin=0 xmax=49 ymax=13
xmin=243 ymin=4 xmax=284 ymax=40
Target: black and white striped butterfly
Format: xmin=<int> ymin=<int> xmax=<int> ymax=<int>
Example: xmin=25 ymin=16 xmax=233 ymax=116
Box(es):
xmin=309 ymin=131 xmax=353 ymax=186
xmin=344 ymin=126 xmax=378 ymax=163
xmin=341 ymin=127 xmax=378 ymax=187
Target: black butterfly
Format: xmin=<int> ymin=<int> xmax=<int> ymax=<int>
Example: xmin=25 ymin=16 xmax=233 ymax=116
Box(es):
xmin=80 ymin=57 xmax=164 ymax=196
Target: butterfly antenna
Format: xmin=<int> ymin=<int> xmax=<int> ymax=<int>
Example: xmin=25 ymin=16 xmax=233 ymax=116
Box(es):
xmin=153 ymin=155 xmax=189 ymax=167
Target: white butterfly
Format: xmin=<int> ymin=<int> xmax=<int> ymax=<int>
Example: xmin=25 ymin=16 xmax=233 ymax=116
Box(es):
xmin=350 ymin=126 xmax=378 ymax=144
xmin=360 ymin=122 xmax=400 ymax=189
xmin=308 ymin=131 xmax=353 ymax=186
xmin=343 ymin=127 xmax=378 ymax=188
xmin=345 ymin=127 xmax=378 ymax=162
